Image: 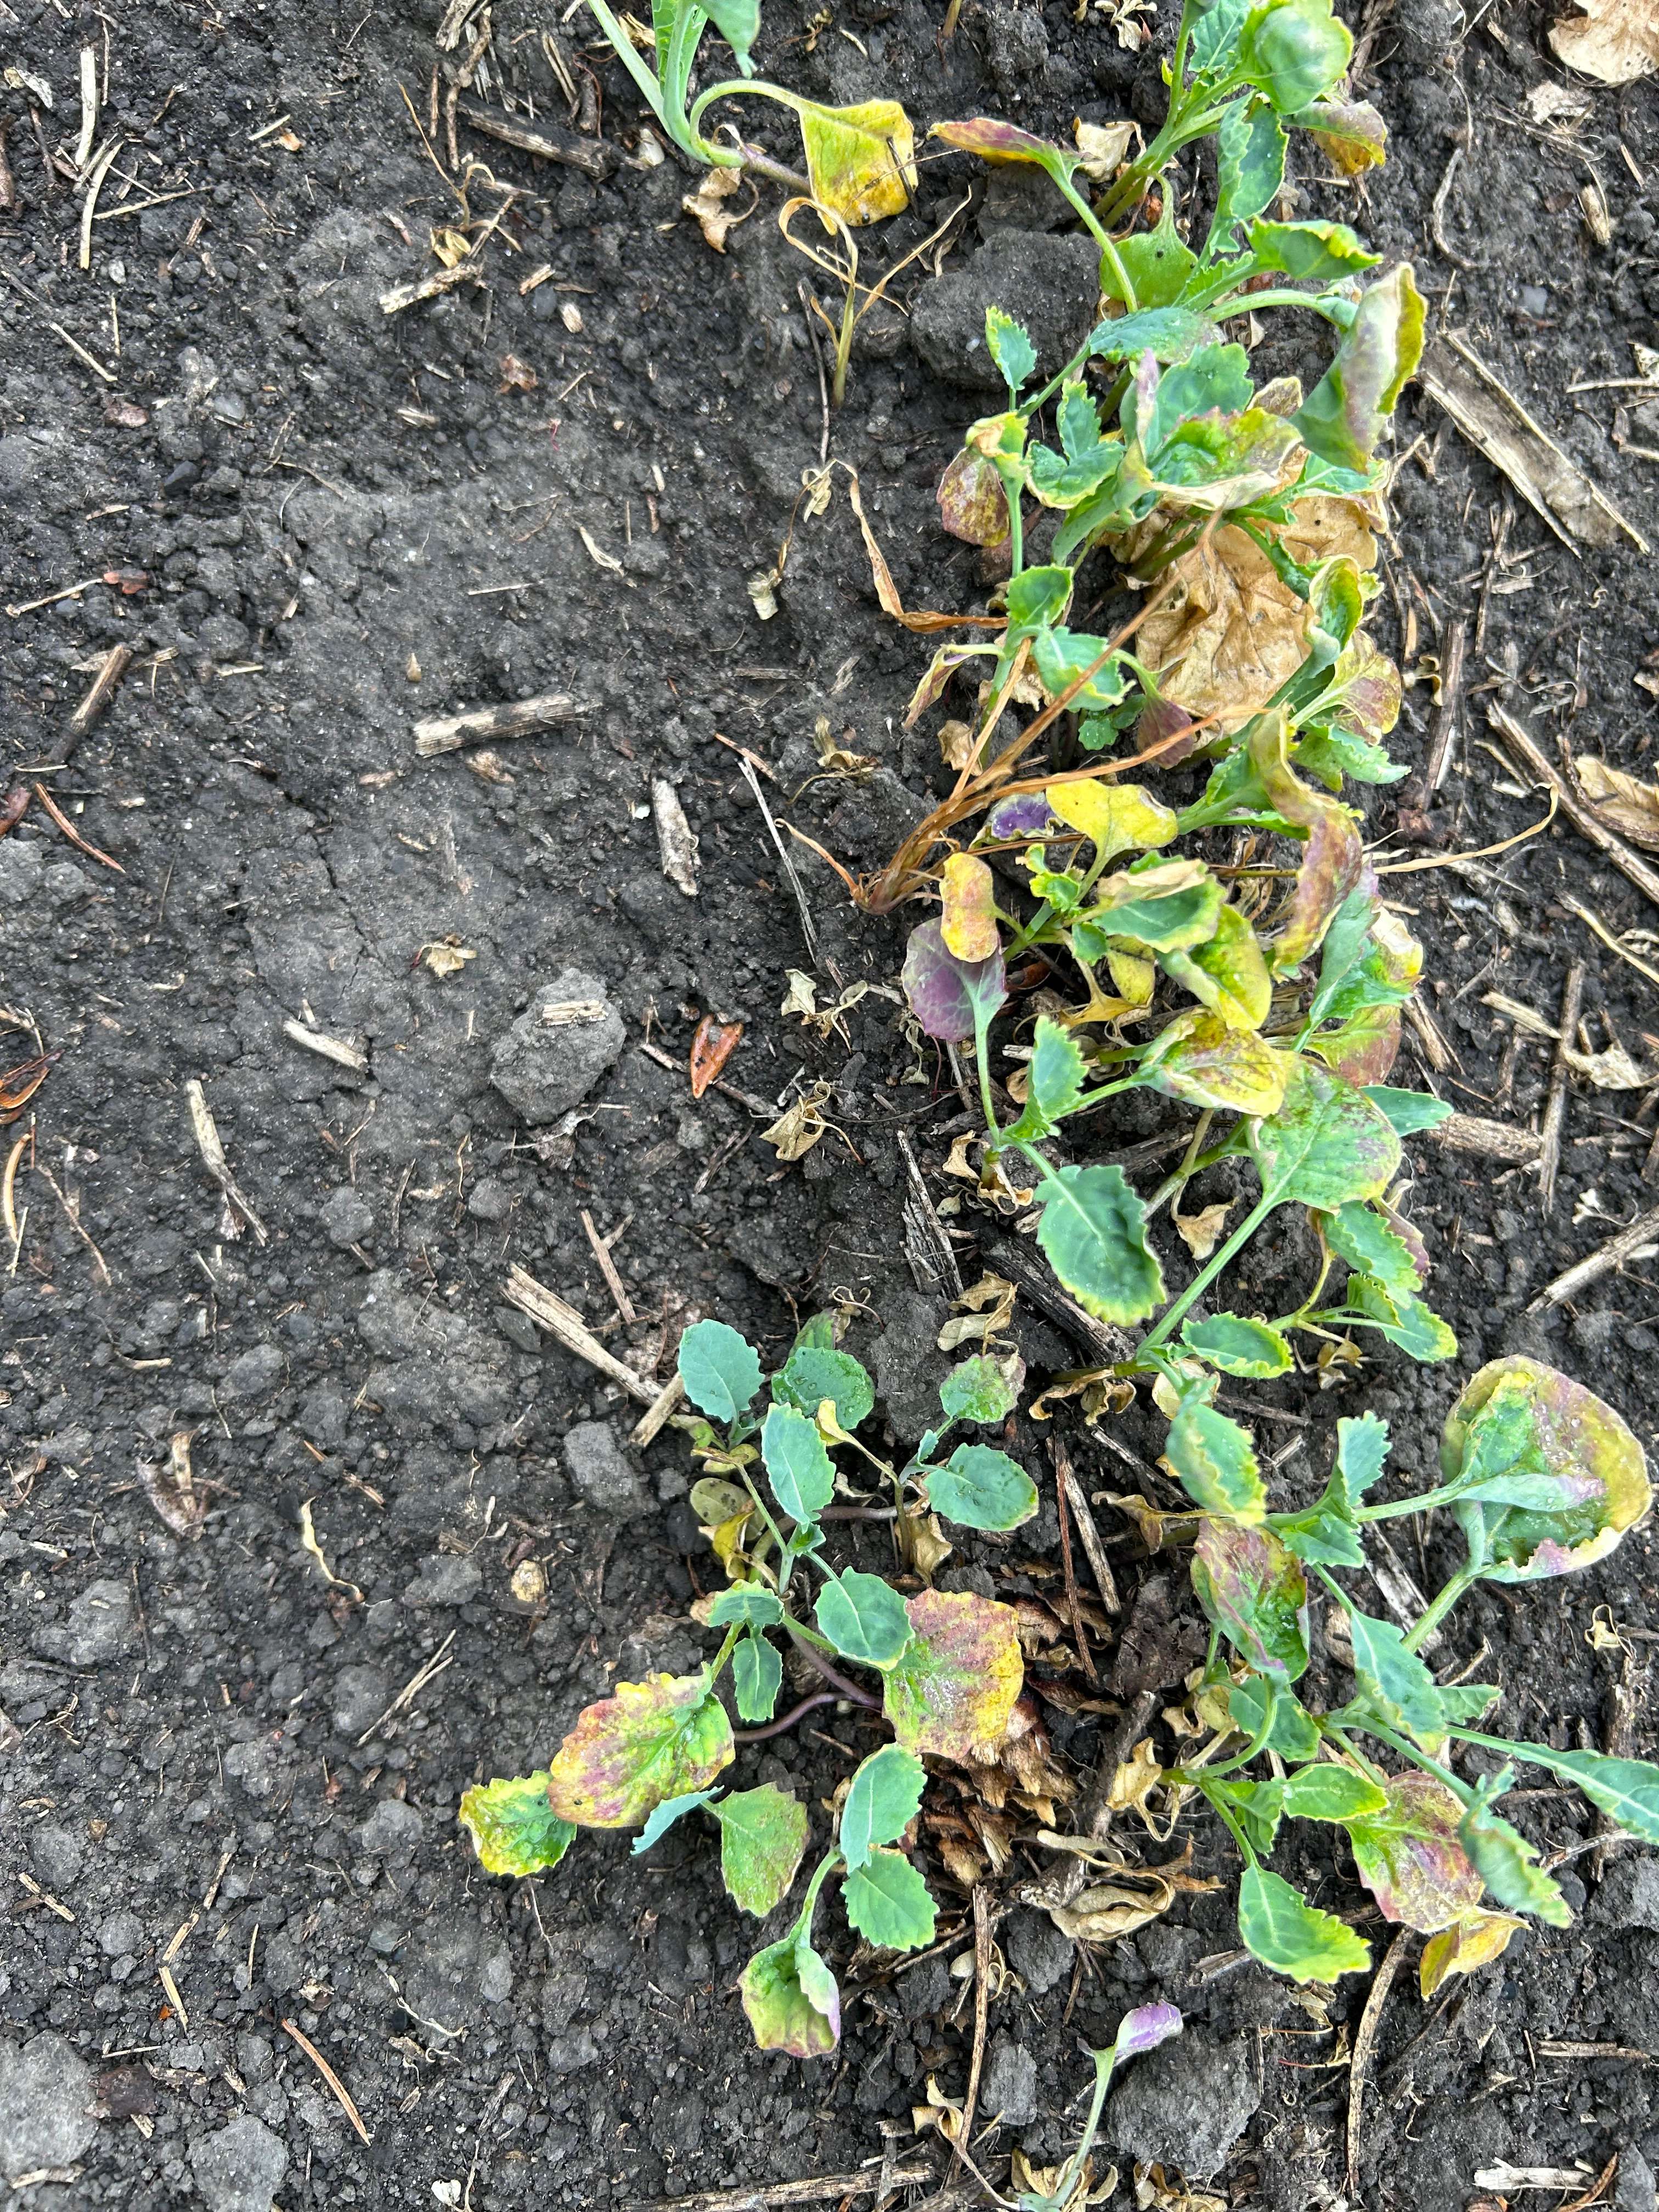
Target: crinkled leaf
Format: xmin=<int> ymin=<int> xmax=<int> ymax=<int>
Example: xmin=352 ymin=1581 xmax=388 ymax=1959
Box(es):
xmin=712 ymin=1784 xmax=810 ymax=1916
xmin=1295 ymin=264 xmax=1425 ymax=474
xmin=843 ymin=1847 xmax=937 ymax=1949
xmin=732 ymin=1631 xmax=783 ymax=1724
xmin=1282 ymin=1763 xmax=1387 ymax=1822
xmin=1163 ymin=905 xmax=1273 ymax=1030
xmin=1442 ymin=1356 xmax=1651 ymax=1583
xmin=924 ymin=1442 xmax=1039 ymax=1531
xmin=1418 ymin=1908 xmax=1526 ymax=1999
xmin=1075 ymin=859 xmax=1224 ymax=956
xmin=938 ymin=445 xmax=1012 ymax=545
xmin=839 ymin=1744 xmax=927 ymax=1870
xmin=679 ymin=1318 xmax=763 ymax=1423
xmin=939 ymin=1353 xmax=1019 ymax=1426
xmin=1321 ymin=1198 xmax=1422 ymax=1298
xmin=901 ymin=917 xmax=1008 ymax=1043
xmin=1238 ymin=1864 xmax=1370 ymax=1980
xmin=1192 ymin=1521 xmax=1310 ymax=1681
xmin=1166 ymin=1402 xmax=1267 ymax=1519
xmin=1347 ymin=1774 xmax=1484 ymax=1932
xmin=774 ymin=1345 xmax=875 ymax=1431
xmin=1238 ymin=0 xmax=1353 ymax=111
xmin=986 ymin=306 xmax=1039 ymax=398
xmin=883 ymin=1587 xmax=1023 ymax=1762
xmin=1459 ymin=1785 xmax=1572 ymax=1926
xmin=1138 ymin=1012 xmax=1290 ymax=1116
xmin=1035 ymin=1163 xmax=1165 ymax=1325
xmin=459 ymin=1773 xmax=577 ymax=1876
xmin=1030 ymin=625 xmax=1130 ymax=709
xmin=1543 ymin=1751 xmax=1659 ymax=1846
xmin=1086 ymin=304 xmax=1216 ymax=364
xmin=547 ymin=1672 xmax=735 ymax=1827
xmin=740 ymin=1927 xmax=840 ymax=2055
xmin=940 ymin=851 xmax=1000 ymax=962
xmin=1347 ymin=1274 xmax=1459 ymax=1363
xmin=1181 ymin=1313 xmax=1294 ymax=1379
xmin=816 ymin=1568 xmax=913 ymax=1668
xmin=632 ymin=1788 xmax=719 ymax=1855
xmin=1293 ymin=96 xmax=1388 ymax=175
xmin=1209 ymin=94 xmax=1287 ymax=245
xmin=1255 ymin=1059 xmax=1402 ymax=1209
xmin=763 ymin=1403 xmax=836 ymax=1527
xmin=1005 ymin=1015 xmax=1087 ymax=1142
xmin=707 ymin=1584 xmax=786 ymax=1629
xmin=799 ymin=98 xmax=917 ymax=225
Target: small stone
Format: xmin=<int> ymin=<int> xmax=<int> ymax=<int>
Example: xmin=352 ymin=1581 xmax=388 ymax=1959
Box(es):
xmin=910 ymin=232 xmax=1101 ymax=394
xmin=466 ymin=1177 xmax=512 ymax=1223
xmin=402 ymin=1555 xmax=483 ymax=1608
xmin=1617 ymin=2147 xmax=1657 ymax=2212
xmin=99 ymin=1908 xmax=145 ymax=1959
xmin=1006 ymin=1907 xmax=1073 ymax=1996
xmin=330 ymin=1664 xmax=388 ymax=1739
xmin=220 ymin=1342 xmax=286 ymax=1402
xmin=187 ymin=2113 xmax=289 ymax=2212
xmin=29 ymin=1822 xmax=84 ymax=1892
xmin=489 ymin=970 xmax=625 ymax=1126
xmin=509 ymin=1558 xmax=548 ymax=1607
xmin=1106 ymin=2029 xmax=1260 ymax=2178
xmin=563 ymin=1421 xmax=650 ymax=1520
xmin=983 ymin=2036 xmax=1038 ymax=2128
xmin=320 ymin=1187 xmax=374 ymax=1247
xmin=0 ymin=2032 xmax=98 ymax=2177
xmin=357 ymin=1798 xmax=424 ymax=1856
xmin=548 ymin=2026 xmax=599 ymax=2073
xmin=36 ymin=1576 xmax=134 ymax=1667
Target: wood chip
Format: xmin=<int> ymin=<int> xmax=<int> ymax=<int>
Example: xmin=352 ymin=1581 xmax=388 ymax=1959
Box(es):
xmin=622 ymin=2171 xmax=934 ymax=2212
xmin=282 ymin=1019 xmax=369 ymax=1074
xmin=1527 ymin=1204 xmax=1659 ymax=1312
xmin=455 ymin=97 xmax=613 ymax=180
xmin=1539 ymin=961 xmax=1584 ymax=1215
xmin=66 ymin=641 xmax=132 ymax=737
xmin=652 ymin=777 xmax=699 ymax=896
xmin=185 ymin=1078 xmax=268 ymax=1245
xmin=1429 ymin=1109 xmax=1541 ymax=1163
xmin=502 ymin=1262 xmax=657 ymax=1404
xmin=413 ymin=690 xmax=594 ymax=757
xmin=629 ymin=1373 xmax=686 ymax=1448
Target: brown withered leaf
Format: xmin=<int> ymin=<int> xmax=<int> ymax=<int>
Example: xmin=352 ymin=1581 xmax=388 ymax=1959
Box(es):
xmin=927 ymin=1810 xmax=991 ymax=1888
xmin=0 ymin=1054 xmax=55 ymax=1122
xmin=681 ymin=167 xmax=753 ymax=251
xmin=760 ymin=1082 xmax=833 ymax=1160
xmin=1172 ymin=1198 xmax=1233 ymax=1261
xmin=138 ymin=1430 xmax=207 ymax=1540
xmin=1107 ymin=1738 xmax=1167 ymax=1833
xmin=689 ymin=1015 xmax=744 ymax=1099
xmin=1575 ymin=753 xmax=1659 ymax=849
xmin=1550 ymin=0 xmax=1659 ymax=81
xmin=1130 ymin=496 xmax=1378 ymax=732
xmin=498 ymin=353 xmax=538 ymax=392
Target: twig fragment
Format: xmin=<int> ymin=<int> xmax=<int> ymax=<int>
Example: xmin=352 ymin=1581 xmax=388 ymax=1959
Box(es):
xmin=580 ymin=1209 xmax=637 ymax=1324
xmin=737 ymin=751 xmax=820 ymax=967
xmin=503 ymin=1262 xmax=657 ymax=1404
xmin=185 ymin=1079 xmax=268 ymax=1244
xmin=1421 ymin=617 xmax=1465 ymax=795
xmin=1493 ymin=704 xmax=1659 ymax=915
xmin=358 ymin=1629 xmax=457 ymax=1743
xmin=281 ymin=2017 xmax=373 ymax=2145
xmin=622 ymin=2171 xmax=934 ymax=2212
xmin=1538 ymin=961 xmax=1584 ymax=1216
xmin=283 ymin=1019 xmax=369 ymax=1074
xmin=954 ymin=1887 xmax=992 ymax=2178
xmin=629 ymin=1373 xmax=685 ymax=1448
xmin=66 ymin=643 xmax=132 ymax=738
xmin=1346 ymin=1927 xmax=1413 ymax=2208
xmin=413 ymin=690 xmax=595 ymax=757
xmin=455 ymin=97 xmax=614 ymax=178
xmin=1527 ymin=1205 xmax=1659 ymax=1313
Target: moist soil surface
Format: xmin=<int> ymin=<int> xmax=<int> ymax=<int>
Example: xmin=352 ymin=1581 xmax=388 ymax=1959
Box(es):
xmin=2 ymin=0 xmax=1658 ymax=2208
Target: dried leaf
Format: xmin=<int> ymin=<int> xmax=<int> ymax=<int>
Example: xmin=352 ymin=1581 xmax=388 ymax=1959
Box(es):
xmin=1107 ymin=1739 xmax=1167 ymax=1833
xmin=682 ymin=166 xmax=753 ymax=252
xmin=1074 ymin=116 xmax=1138 ymax=179
xmin=781 ymin=970 xmax=818 ymax=1021
xmin=498 ymin=352 xmax=538 ymax=392
xmin=1550 ymin=0 xmax=1659 ymax=82
xmin=1575 ymin=754 xmax=1659 ymax=850
xmin=689 ymin=1015 xmax=744 ymax=1099
xmin=1563 ymin=1040 xmax=1656 ymax=1090
xmin=812 ymin=715 xmax=874 ymax=775
xmin=138 ymin=1431 xmax=206 ymax=1540
xmin=938 ymin=1271 xmax=1017 ymax=1350
xmin=652 ymin=777 xmax=701 ymax=896
xmin=937 ymin=718 xmax=977 ymax=769
xmin=1418 ymin=1907 xmax=1527 ymax=1997
xmin=416 ymin=938 xmax=476 ymax=978
xmin=761 ymin=1083 xmax=833 ymax=1160
xmin=939 ymin=851 xmax=1000 ymax=961
xmin=1173 ymin=1199 xmax=1233 ymax=1261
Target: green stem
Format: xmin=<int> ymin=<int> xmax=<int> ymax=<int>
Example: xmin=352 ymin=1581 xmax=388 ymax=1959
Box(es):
xmin=1176 ymin=1680 xmax=1275 ymax=1783
xmin=1135 ymin=1188 xmax=1278 ymax=1359
xmin=1400 ymin=1562 xmax=1483 ymax=1652
xmin=1051 ymin=168 xmax=1138 ymax=312
xmin=707 ymin=1622 xmax=744 ymax=1683
xmin=1050 ymin=2042 xmax=1126 ymax=2212
xmin=1146 ymin=1109 xmax=1213 ymax=1219
xmin=1203 ymin=287 xmax=1354 ymax=327
xmin=1199 ymin=1780 xmax=1260 ymax=1870
xmin=583 ymin=0 xmax=683 ymax=144
xmin=1317 ymin=1720 xmax=1389 ymax=1786
xmin=689 ymin=74 xmax=810 ymax=146
xmin=1358 ymin=1719 xmax=1473 ymax=1805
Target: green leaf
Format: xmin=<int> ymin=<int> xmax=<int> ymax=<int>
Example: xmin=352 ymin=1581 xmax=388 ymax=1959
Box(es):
xmin=815 ymin=1569 xmax=914 ymax=1667
xmin=1238 ymin=0 xmax=1352 ymax=112
xmin=1113 ymin=198 xmax=1197 ymax=309
xmin=842 ymin=1847 xmax=938 ymax=1949
xmin=1347 ymin=1276 xmax=1459 ymax=1363
xmin=1192 ymin=1521 xmax=1310 ymax=1682
xmin=679 ymin=1318 xmax=763 ymax=1424
xmin=1346 ymin=1774 xmax=1483 ymax=1932
xmin=706 ymin=1584 xmax=785 ymax=1629
xmin=1228 ymin=1678 xmax=1321 ymax=1763
xmin=1138 ymin=1013 xmax=1290 ymax=1118
xmin=1181 ymin=1313 xmax=1293 ymax=1379
xmin=701 ymin=0 xmax=760 ymax=67
xmin=1165 ymin=1402 xmax=1267 ymax=1521
xmin=1189 ymin=0 xmax=1255 ymax=74
xmin=1035 ymin=1163 xmax=1165 ymax=1325
xmin=839 ymin=1745 xmax=927 ymax=1870
xmin=1237 ymin=1864 xmax=1370 ymax=1981
xmin=1209 ymin=95 xmax=1286 ymax=248
xmin=1005 ymin=1014 xmax=1088 ymax=1142
xmin=884 ymin=1588 xmax=1024 ymax=1762
xmin=774 ymin=1346 xmax=874 ymax=1431
xmin=711 ymin=1784 xmax=810 ymax=1916
xmin=1086 ymin=303 xmax=1216 ymax=364
xmin=1029 ymin=626 xmax=1130 ymax=709
xmin=547 ymin=1671 xmax=735 ymax=1827
xmin=1255 ymin=1059 xmax=1402 ymax=1210
xmin=1295 ymin=264 xmax=1425 ymax=474
xmin=1244 ymin=216 xmax=1380 ymax=281
xmin=1005 ymin=564 xmax=1075 ymax=633
xmin=732 ymin=1632 xmax=783 ymax=1724
xmin=939 ymin=1354 xmax=1018 ymax=1427
xmin=924 ymin=1443 xmax=1039 ymax=1531
xmin=459 ymin=1773 xmax=577 ymax=1877
xmin=1459 ymin=1780 xmax=1572 ymax=1926
xmin=1335 ymin=1410 xmax=1392 ymax=1499
xmin=1541 ymin=1751 xmax=1659 ymax=1846
xmin=1277 ymin=1409 xmax=1391 ymax=1567
xmin=1211 ymin=1774 xmax=1286 ymax=1856
xmin=1362 ymin=1084 xmax=1453 ymax=1135
xmin=1281 ymin=1764 xmax=1388 ymax=1822
xmin=740 ymin=1925 xmax=840 ymax=2055
xmin=1306 ymin=884 xmax=1376 ymax=1025
xmin=632 ymin=1788 xmax=719 ymax=1854
xmin=1322 ymin=1200 xmax=1421 ymax=1299
xmin=1344 ymin=1606 xmax=1451 ymax=1736
xmin=986 ymin=306 xmax=1038 ymax=397
xmin=763 ymin=1403 xmax=836 ymax=1526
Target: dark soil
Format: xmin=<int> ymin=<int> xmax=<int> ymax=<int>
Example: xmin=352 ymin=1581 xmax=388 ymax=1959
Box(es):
xmin=2 ymin=0 xmax=1657 ymax=2208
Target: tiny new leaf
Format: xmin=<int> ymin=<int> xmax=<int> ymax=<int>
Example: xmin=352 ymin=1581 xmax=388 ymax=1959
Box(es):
xmin=732 ymin=1633 xmax=783 ymax=1723
xmin=712 ymin=1785 xmax=810 ymax=1916
xmin=740 ymin=1925 xmax=841 ymax=2056
xmin=842 ymin=1847 xmax=938 ymax=1949
xmin=839 ymin=1744 xmax=927 ymax=1870
xmin=459 ymin=1773 xmax=577 ymax=1877
xmin=884 ymin=1587 xmax=1023 ymax=1762
xmin=939 ymin=1353 xmax=1019 ymax=1426
xmin=547 ymin=1671 xmax=734 ymax=1827
xmin=923 ymin=1442 xmax=1040 ymax=1531
xmin=678 ymin=1318 xmax=763 ymax=1424
xmin=1237 ymin=1864 xmax=1370 ymax=1982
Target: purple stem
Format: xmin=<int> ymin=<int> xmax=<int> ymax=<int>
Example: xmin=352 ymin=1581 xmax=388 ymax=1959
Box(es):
xmin=819 ymin=1505 xmax=897 ymax=1522
xmin=787 ymin=1629 xmax=880 ymax=1709
xmin=734 ymin=1691 xmax=838 ymax=1743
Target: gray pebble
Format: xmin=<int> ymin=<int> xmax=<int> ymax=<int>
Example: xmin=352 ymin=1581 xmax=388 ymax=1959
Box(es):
xmin=99 ymin=1909 xmax=145 ymax=1959
xmin=983 ymin=2036 xmax=1038 ymax=2128
xmin=489 ymin=969 xmax=625 ymax=1126
xmin=29 ymin=1822 xmax=84 ymax=1892
xmin=357 ymin=1798 xmax=424 ymax=1856
xmin=402 ymin=1554 xmax=482 ymax=1607
xmin=187 ymin=2113 xmax=289 ymax=2212
xmin=563 ymin=1421 xmax=649 ymax=1520
xmin=0 ymin=2032 xmax=97 ymax=2178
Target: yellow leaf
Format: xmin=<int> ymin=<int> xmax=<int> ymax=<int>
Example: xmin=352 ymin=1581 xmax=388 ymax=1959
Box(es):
xmin=939 ymin=851 xmax=1000 ymax=961
xmin=799 ymin=99 xmax=918 ymax=225
xmin=1046 ymin=780 xmax=1178 ymax=864
xmin=1419 ymin=1908 xmax=1528 ymax=1998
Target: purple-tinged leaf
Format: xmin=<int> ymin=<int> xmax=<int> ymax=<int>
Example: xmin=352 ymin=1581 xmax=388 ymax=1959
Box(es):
xmin=1295 ymin=264 xmax=1426 ymax=475
xmin=901 ymin=917 xmax=1007 ymax=1043
xmin=930 ymin=116 xmax=1064 ymax=168
xmin=1191 ymin=1521 xmax=1311 ymax=1682
xmin=1347 ymin=1774 xmax=1483 ymax=1933
xmin=883 ymin=1588 xmax=1023 ymax=1763
xmin=985 ymin=791 xmax=1058 ymax=841
xmin=938 ymin=446 xmax=1012 ymax=546
xmin=1114 ymin=2002 xmax=1183 ymax=2059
